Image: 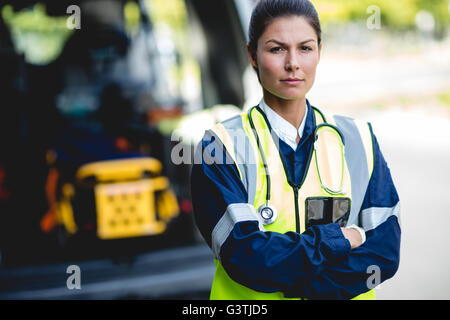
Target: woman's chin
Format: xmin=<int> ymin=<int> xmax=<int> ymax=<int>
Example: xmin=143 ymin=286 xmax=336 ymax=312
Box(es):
xmin=264 ymin=86 xmax=309 ymax=102
xmin=274 ymin=92 xmax=307 ymax=101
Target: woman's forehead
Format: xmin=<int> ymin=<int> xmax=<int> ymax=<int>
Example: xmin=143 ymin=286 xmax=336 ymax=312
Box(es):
xmin=260 ymin=15 xmax=317 ymax=44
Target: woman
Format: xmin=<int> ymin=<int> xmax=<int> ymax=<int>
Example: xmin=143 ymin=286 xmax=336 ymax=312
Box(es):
xmin=191 ymin=0 xmax=401 ymax=300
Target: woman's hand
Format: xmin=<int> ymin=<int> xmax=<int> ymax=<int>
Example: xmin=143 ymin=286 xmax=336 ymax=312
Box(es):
xmin=340 ymin=227 xmax=363 ymax=249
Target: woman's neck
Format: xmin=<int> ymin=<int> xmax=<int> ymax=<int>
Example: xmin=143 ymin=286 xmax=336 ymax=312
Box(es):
xmin=263 ymin=93 xmax=307 ymax=130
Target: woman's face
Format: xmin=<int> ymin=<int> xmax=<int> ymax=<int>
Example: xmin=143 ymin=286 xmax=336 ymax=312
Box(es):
xmin=248 ymin=15 xmax=322 ymax=102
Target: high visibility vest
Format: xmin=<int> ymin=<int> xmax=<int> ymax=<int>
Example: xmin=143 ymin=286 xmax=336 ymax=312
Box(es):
xmin=207 ymin=106 xmax=376 ymax=300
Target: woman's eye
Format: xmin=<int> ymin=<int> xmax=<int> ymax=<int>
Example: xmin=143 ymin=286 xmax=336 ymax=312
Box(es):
xmin=270 ymin=47 xmax=282 ymax=53
xmin=301 ymin=46 xmax=312 ymax=51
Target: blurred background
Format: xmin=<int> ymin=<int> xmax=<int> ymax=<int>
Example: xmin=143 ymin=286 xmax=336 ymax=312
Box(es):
xmin=0 ymin=0 xmax=448 ymax=299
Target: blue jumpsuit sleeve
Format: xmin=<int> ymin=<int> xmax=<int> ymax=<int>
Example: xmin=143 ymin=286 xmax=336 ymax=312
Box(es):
xmin=288 ymin=130 xmax=401 ymax=299
xmin=190 ymin=133 xmax=351 ymax=294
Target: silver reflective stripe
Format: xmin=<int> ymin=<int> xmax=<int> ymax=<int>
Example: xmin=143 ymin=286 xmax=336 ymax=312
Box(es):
xmin=221 ymin=115 xmax=258 ymax=205
xmin=334 ymin=115 xmax=370 ymax=227
xmin=211 ymin=203 xmax=265 ymax=260
xmin=361 ymin=202 xmax=401 ymax=231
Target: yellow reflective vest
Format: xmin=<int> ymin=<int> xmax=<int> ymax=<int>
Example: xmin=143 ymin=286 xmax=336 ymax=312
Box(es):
xmin=208 ymin=106 xmax=375 ymax=300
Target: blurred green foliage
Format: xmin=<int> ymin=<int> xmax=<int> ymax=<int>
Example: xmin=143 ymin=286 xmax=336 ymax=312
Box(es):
xmin=145 ymin=0 xmax=191 ymax=57
xmin=2 ymin=3 xmax=69 ymax=32
xmin=437 ymin=90 xmax=450 ymax=107
xmin=124 ymin=1 xmax=141 ymax=37
xmin=1 ymin=3 xmax=73 ymax=65
xmin=145 ymin=0 xmax=201 ymax=99
xmin=314 ymin=0 xmax=449 ymax=29
xmin=145 ymin=0 xmax=187 ymax=32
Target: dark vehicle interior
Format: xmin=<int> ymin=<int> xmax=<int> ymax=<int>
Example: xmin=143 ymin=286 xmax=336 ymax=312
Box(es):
xmin=0 ymin=0 xmax=250 ymax=267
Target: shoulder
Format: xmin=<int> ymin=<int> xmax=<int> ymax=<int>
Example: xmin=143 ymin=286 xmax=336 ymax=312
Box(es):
xmin=322 ymin=110 xmax=373 ymax=138
xmin=207 ymin=112 xmax=248 ymax=149
xmin=195 ymin=114 xmax=245 ymax=167
xmin=325 ymin=111 xmax=370 ymax=130
xmin=321 ymin=110 xmax=376 ymax=176
xmin=210 ymin=113 xmax=246 ymax=133
xmin=315 ymin=109 xmax=374 ymax=145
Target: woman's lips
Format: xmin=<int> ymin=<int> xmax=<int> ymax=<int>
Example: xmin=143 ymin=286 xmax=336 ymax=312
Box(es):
xmin=280 ymin=78 xmax=305 ymax=85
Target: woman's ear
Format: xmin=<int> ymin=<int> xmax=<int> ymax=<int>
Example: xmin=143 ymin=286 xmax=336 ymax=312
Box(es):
xmin=246 ymin=44 xmax=258 ymax=68
xmin=318 ymin=43 xmax=322 ymax=63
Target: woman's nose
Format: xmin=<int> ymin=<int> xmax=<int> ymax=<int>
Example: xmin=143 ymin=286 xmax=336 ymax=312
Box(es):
xmin=285 ymin=53 xmax=300 ymax=71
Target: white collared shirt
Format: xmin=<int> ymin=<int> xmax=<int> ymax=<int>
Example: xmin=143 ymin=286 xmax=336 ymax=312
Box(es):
xmin=259 ymin=99 xmax=308 ymax=151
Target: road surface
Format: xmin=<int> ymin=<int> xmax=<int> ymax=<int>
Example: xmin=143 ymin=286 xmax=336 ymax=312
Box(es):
xmin=0 ymin=244 xmax=214 ymax=299
xmin=357 ymin=108 xmax=450 ymax=300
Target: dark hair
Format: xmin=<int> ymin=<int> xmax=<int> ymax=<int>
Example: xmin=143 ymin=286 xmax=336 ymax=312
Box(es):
xmin=248 ymin=0 xmax=322 ymax=56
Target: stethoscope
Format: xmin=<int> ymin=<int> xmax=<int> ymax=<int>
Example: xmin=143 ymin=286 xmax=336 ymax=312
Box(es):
xmin=247 ymin=105 xmax=346 ymax=225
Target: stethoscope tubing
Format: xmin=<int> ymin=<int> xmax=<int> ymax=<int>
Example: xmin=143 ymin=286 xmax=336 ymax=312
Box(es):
xmin=247 ymin=105 xmax=346 ymax=224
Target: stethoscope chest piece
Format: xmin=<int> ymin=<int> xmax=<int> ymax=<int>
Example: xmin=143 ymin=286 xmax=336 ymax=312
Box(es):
xmin=258 ymin=203 xmax=278 ymax=225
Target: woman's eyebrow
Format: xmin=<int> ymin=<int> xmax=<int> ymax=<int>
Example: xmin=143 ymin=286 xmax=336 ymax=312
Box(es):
xmin=265 ymin=38 xmax=316 ymax=45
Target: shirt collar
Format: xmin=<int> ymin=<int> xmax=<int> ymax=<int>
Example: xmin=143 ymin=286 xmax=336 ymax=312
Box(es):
xmin=259 ymin=99 xmax=311 ymax=151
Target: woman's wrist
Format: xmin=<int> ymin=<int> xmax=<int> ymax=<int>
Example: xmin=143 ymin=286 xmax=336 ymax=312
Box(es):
xmin=340 ymin=227 xmax=363 ymax=249
xmin=345 ymin=224 xmax=366 ymax=244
